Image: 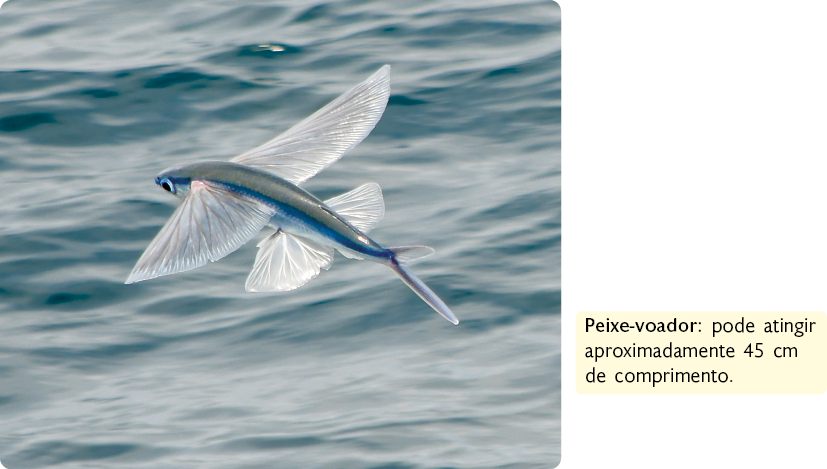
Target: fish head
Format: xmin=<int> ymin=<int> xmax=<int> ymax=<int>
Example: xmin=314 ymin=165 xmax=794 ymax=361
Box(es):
xmin=155 ymin=164 xmax=193 ymax=200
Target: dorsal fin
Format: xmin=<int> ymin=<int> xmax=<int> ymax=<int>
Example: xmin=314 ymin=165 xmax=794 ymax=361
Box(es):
xmin=324 ymin=183 xmax=385 ymax=233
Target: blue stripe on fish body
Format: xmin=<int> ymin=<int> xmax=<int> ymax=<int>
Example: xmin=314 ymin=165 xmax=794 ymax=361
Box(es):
xmin=259 ymin=190 xmax=389 ymax=258
xmin=157 ymin=161 xmax=391 ymax=261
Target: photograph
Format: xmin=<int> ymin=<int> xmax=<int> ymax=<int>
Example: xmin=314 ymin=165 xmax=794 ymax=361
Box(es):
xmin=0 ymin=1 xmax=561 ymax=467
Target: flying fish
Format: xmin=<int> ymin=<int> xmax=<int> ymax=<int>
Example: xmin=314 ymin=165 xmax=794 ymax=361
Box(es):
xmin=126 ymin=65 xmax=458 ymax=324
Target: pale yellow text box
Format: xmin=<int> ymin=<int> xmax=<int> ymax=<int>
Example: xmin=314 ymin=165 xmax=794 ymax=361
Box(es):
xmin=576 ymin=312 xmax=827 ymax=394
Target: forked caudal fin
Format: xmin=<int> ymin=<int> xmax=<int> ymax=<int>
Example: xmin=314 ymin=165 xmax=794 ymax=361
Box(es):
xmin=389 ymin=261 xmax=458 ymax=325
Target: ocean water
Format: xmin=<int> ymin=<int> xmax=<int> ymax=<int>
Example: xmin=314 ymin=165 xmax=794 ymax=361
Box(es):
xmin=0 ymin=1 xmax=561 ymax=468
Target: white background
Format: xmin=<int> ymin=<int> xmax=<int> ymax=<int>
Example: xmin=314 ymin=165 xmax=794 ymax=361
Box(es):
xmin=560 ymin=1 xmax=825 ymax=467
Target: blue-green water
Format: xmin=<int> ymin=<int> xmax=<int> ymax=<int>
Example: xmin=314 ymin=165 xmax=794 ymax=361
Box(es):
xmin=0 ymin=1 xmax=560 ymax=467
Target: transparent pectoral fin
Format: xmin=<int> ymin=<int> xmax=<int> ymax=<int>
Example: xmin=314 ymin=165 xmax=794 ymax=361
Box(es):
xmin=245 ymin=231 xmax=334 ymax=292
xmin=126 ymin=180 xmax=275 ymax=284
xmin=324 ymin=182 xmax=384 ymax=233
xmin=230 ymin=65 xmax=391 ymax=184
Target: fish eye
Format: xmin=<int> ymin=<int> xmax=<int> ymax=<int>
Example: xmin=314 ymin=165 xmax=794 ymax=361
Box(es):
xmin=159 ymin=178 xmax=176 ymax=194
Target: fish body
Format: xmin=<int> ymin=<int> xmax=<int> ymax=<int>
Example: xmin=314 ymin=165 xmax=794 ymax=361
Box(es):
xmin=157 ymin=160 xmax=389 ymax=261
xmin=127 ymin=66 xmax=458 ymax=324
